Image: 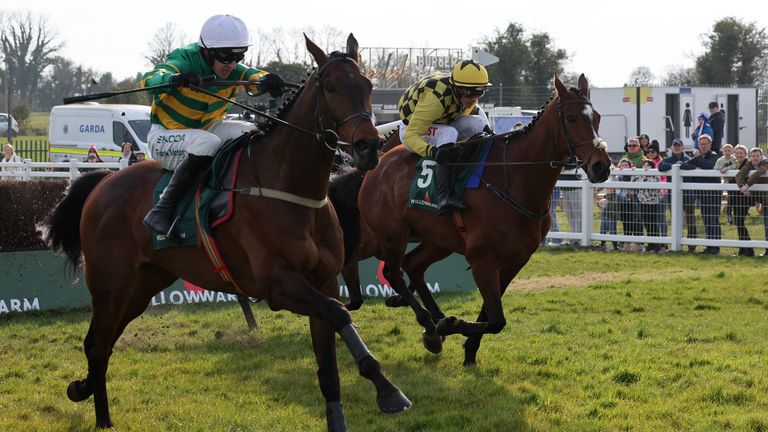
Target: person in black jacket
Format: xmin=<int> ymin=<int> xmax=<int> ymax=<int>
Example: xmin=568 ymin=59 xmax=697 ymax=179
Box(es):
xmin=681 ymin=134 xmax=721 ymax=254
xmin=708 ymin=101 xmax=725 ymax=154
xmin=658 ymin=139 xmax=697 ymax=252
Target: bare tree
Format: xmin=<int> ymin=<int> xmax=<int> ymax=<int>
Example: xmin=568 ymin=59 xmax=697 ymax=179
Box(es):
xmin=627 ymin=66 xmax=656 ymax=86
xmin=0 ymin=11 xmax=63 ymax=107
xmin=660 ymin=66 xmax=698 ymax=86
xmin=144 ymin=22 xmax=188 ymax=67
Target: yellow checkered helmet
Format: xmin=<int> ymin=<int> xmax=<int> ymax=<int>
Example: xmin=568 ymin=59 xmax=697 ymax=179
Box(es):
xmin=450 ymin=60 xmax=492 ymax=95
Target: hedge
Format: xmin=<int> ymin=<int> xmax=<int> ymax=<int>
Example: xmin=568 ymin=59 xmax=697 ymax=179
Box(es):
xmin=0 ymin=180 xmax=68 ymax=251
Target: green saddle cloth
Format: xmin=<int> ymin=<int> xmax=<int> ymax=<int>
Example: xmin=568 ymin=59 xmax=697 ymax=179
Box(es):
xmin=408 ymin=139 xmax=491 ymax=212
xmin=151 ymin=133 xmax=251 ymax=250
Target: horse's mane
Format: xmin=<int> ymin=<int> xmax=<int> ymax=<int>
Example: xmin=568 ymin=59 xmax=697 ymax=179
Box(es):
xmin=256 ymin=51 xmax=354 ymax=139
xmin=504 ymin=86 xmax=585 ymax=145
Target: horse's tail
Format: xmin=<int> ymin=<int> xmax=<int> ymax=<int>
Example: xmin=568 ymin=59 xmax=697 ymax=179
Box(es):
xmin=329 ymin=168 xmax=365 ymax=264
xmin=45 ymin=170 xmax=112 ymax=274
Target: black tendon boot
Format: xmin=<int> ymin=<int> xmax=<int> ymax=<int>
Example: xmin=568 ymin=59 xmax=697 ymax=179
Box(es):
xmin=143 ymin=154 xmax=212 ymax=242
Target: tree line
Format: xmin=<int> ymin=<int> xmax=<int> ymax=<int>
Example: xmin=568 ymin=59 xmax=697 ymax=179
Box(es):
xmin=1 ymin=10 xmax=767 ymax=121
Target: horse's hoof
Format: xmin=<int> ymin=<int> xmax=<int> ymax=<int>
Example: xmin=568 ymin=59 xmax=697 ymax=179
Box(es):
xmin=345 ymin=300 xmax=363 ymax=311
xmin=422 ymin=331 xmax=443 ymax=354
xmin=463 ymin=358 xmax=477 ymax=367
xmin=66 ymin=380 xmax=91 ymax=402
xmin=377 ymin=389 xmax=412 ymax=414
xmin=436 ymin=316 xmax=459 ymax=336
xmin=384 ymin=295 xmax=408 ymax=308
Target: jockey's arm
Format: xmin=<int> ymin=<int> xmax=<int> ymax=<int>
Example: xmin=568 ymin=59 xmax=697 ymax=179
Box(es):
xmin=403 ymin=92 xmax=444 ymax=157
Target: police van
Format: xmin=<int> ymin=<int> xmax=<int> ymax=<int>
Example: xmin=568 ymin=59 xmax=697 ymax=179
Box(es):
xmin=48 ymin=103 xmax=151 ymax=162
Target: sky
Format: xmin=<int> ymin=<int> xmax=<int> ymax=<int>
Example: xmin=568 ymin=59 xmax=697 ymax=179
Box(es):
xmin=8 ymin=0 xmax=768 ymax=88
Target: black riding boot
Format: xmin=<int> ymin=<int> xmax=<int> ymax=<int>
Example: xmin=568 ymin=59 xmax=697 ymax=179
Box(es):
xmin=435 ymin=162 xmax=466 ymax=214
xmin=143 ymin=154 xmax=212 ymax=242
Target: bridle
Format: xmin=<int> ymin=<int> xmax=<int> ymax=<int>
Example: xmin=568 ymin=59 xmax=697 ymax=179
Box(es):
xmin=476 ymin=95 xmax=603 ymax=219
xmin=313 ymin=55 xmax=376 ymax=151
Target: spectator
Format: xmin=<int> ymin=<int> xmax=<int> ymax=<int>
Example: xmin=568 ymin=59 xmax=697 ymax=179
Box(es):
xmin=638 ymin=133 xmax=651 ymax=153
xmin=1 ymin=143 xmax=24 ymax=180
xmin=559 ymin=168 xmax=582 ymax=246
xmin=715 ymin=143 xmax=737 ymax=224
xmin=736 ymin=147 xmax=768 ymax=256
xmin=644 ymin=141 xmax=668 ymax=247
xmin=731 ymin=145 xmax=753 ymax=256
xmin=615 ymin=158 xmax=642 ymax=251
xmin=633 ymin=158 xmax=664 ymax=252
xmin=597 ymin=164 xmax=619 ymax=251
xmin=708 ymin=101 xmax=725 ymax=154
xmin=87 ymin=145 xmax=104 ymax=163
xmin=542 ymin=188 xmax=562 ymax=246
xmin=658 ymin=139 xmax=697 ymax=252
xmin=135 ymin=152 xmax=146 ymax=162
xmin=622 ymin=137 xmax=645 ymax=168
xmin=118 ymin=142 xmax=138 ymax=165
xmin=691 ymin=113 xmax=713 ymax=152
xmin=681 ymin=134 xmax=721 ymax=255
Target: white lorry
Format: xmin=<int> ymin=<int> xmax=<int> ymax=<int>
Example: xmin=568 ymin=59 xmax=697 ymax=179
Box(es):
xmin=48 ymin=103 xmax=151 ymax=162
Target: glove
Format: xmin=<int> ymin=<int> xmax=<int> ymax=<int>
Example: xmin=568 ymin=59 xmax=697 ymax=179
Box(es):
xmin=429 ymin=143 xmax=458 ymax=164
xmin=169 ymin=72 xmax=203 ymax=88
xmin=259 ymin=73 xmax=285 ymax=98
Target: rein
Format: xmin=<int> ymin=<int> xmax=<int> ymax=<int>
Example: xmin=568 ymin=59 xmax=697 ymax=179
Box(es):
xmin=461 ymin=95 xmax=596 ymax=219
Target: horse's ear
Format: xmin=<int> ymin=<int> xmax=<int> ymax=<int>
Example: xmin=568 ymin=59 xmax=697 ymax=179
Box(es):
xmin=578 ymin=73 xmax=590 ymax=98
xmin=346 ymin=33 xmax=359 ymax=63
xmin=554 ymin=74 xmax=568 ymax=96
xmin=304 ymin=33 xmax=329 ymax=67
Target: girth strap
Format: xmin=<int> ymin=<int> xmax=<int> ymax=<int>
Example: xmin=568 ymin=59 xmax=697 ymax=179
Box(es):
xmin=235 ymin=186 xmax=329 ymax=208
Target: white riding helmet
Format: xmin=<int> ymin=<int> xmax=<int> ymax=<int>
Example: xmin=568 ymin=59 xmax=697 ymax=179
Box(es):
xmin=199 ymin=14 xmax=250 ymax=50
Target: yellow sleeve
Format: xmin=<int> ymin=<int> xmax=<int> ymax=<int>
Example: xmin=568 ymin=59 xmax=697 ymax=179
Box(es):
xmin=403 ymin=92 xmax=444 ymax=157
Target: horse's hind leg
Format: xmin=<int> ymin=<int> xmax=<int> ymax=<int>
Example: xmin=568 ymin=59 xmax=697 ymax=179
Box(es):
xmin=380 ymin=242 xmax=442 ymax=353
xmin=341 ymin=261 xmax=363 ymax=311
xmin=71 ymin=266 xmax=175 ymax=428
xmin=401 ymin=244 xmax=451 ymax=322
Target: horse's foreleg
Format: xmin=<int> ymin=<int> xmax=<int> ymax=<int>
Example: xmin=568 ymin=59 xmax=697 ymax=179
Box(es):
xmin=269 ymin=269 xmax=411 ymax=425
xmin=341 ymin=262 xmax=363 ymax=311
xmin=237 ymin=295 xmax=258 ymax=330
xmin=462 ymin=265 xmax=519 ymax=366
xmin=436 ymin=264 xmax=506 ymax=339
xmin=309 ymin=317 xmax=345 ymax=432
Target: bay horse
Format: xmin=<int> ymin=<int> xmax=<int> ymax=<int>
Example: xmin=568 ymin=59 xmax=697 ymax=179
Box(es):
xmin=338 ymin=75 xmax=611 ymax=365
xmin=45 ymin=34 xmax=410 ymax=431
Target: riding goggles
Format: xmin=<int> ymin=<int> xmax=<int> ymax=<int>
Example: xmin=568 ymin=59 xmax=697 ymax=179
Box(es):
xmin=454 ymin=86 xmax=486 ymax=98
xmin=210 ymin=50 xmax=245 ymax=64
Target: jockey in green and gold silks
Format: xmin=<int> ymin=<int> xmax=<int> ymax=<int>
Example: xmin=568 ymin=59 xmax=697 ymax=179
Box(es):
xmin=395 ymin=59 xmax=492 ymax=214
xmin=141 ymin=42 xmax=267 ymax=131
xmin=142 ymin=14 xmax=286 ymax=243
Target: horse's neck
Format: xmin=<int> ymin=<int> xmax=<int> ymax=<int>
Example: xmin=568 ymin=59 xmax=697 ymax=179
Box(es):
xmin=251 ymin=90 xmax=335 ymax=200
xmin=496 ymin=106 xmax=564 ymax=209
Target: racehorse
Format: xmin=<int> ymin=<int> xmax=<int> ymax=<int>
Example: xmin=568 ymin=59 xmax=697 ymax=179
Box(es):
xmin=335 ymin=75 xmax=611 ymax=365
xmin=45 ymin=34 xmax=410 ymax=431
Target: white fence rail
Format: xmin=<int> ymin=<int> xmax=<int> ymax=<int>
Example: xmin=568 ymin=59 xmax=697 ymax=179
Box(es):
xmin=0 ymin=159 xmax=128 ymax=181
xmin=548 ymin=165 xmax=768 ymax=252
xmin=3 ymin=160 xmax=768 ymax=253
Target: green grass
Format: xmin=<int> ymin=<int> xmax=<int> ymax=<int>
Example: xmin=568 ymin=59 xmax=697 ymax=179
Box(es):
xmin=2 ymin=250 xmax=768 ymax=431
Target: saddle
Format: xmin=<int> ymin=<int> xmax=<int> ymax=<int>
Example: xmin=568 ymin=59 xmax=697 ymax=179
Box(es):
xmin=151 ymin=133 xmax=253 ymax=250
xmin=407 ymin=137 xmax=492 ymax=212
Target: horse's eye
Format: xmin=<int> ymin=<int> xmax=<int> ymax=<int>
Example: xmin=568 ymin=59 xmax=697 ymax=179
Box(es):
xmin=325 ymin=82 xmax=336 ymax=93
xmin=566 ymin=115 xmax=576 ymax=123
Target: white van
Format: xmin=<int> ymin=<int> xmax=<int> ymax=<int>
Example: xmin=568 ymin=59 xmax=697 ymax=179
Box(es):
xmin=48 ymin=103 xmax=151 ymax=162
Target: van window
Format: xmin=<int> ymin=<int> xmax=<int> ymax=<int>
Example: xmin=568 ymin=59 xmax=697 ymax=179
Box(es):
xmin=113 ymin=122 xmax=132 ymax=147
xmin=128 ymin=119 xmax=151 ymax=143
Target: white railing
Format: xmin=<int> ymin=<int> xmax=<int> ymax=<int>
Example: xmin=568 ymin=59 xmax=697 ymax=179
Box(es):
xmin=0 ymin=159 xmax=129 ymax=181
xmin=547 ymin=165 xmax=768 ymax=252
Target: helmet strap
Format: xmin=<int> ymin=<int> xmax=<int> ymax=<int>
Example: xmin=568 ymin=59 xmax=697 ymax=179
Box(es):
xmin=200 ymin=47 xmax=215 ymax=68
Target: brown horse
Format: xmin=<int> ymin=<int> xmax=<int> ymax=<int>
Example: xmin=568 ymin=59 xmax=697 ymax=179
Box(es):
xmin=45 ymin=34 xmax=410 ymax=431
xmin=337 ymin=75 xmax=611 ymax=365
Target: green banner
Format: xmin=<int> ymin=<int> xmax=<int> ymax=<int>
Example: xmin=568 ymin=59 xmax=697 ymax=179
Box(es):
xmin=0 ymin=250 xmax=476 ymax=315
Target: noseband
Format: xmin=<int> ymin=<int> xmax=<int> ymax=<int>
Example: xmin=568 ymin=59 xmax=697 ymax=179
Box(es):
xmin=556 ymin=98 xmax=603 ymax=169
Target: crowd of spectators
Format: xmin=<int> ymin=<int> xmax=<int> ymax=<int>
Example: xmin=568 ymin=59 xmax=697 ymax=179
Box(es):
xmin=543 ymin=101 xmax=768 ymax=256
